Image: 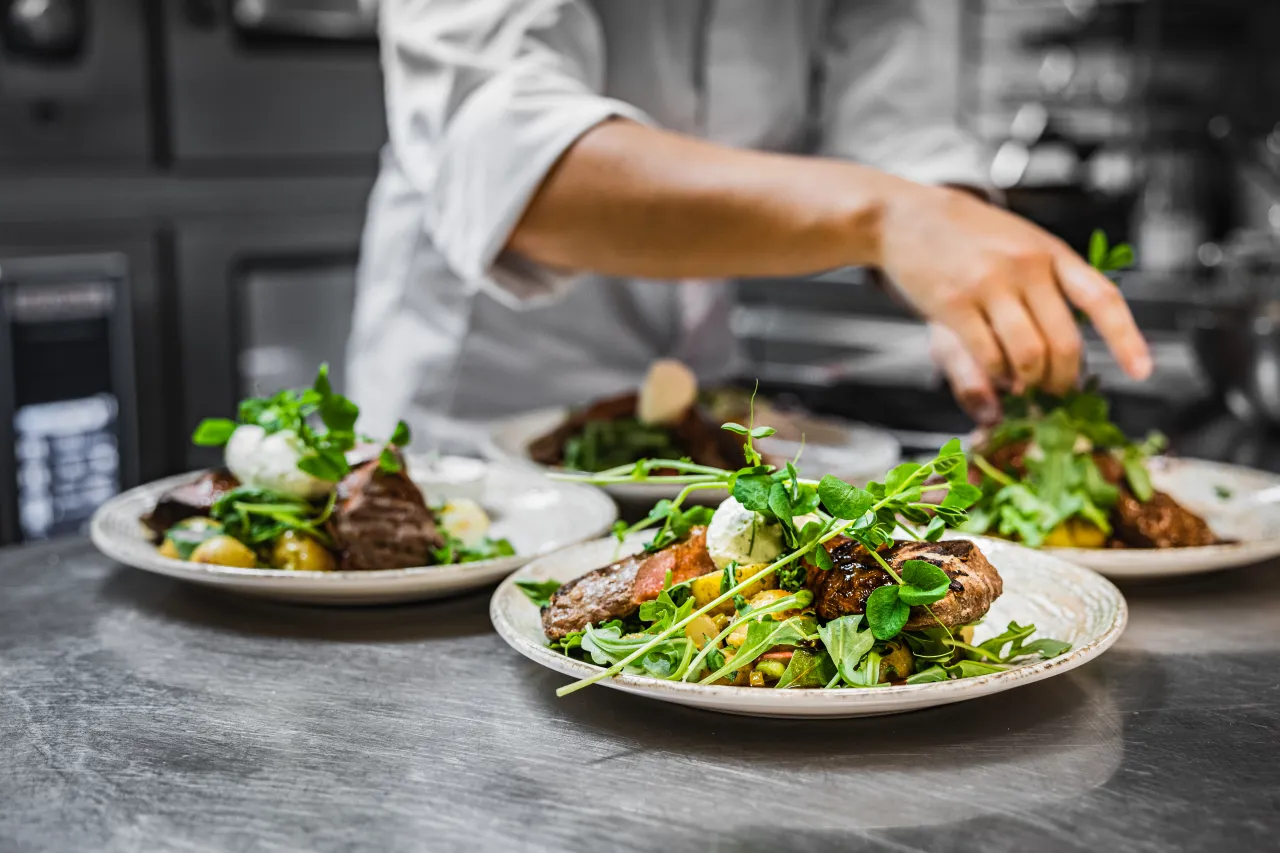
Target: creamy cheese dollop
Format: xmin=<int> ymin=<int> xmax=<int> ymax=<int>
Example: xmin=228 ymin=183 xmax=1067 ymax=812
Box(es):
xmin=705 ymin=495 xmax=786 ymax=570
xmin=224 ymin=424 xmax=331 ymax=500
xmin=437 ymin=498 xmax=492 ymax=547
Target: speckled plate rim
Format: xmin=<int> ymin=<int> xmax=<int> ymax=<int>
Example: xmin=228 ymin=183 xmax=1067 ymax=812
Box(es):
xmin=1042 ymin=457 xmax=1280 ymax=578
xmin=89 ymin=456 xmax=618 ymax=602
xmin=490 ymin=534 xmax=1128 ymax=717
xmin=482 ymin=406 xmax=902 ymax=502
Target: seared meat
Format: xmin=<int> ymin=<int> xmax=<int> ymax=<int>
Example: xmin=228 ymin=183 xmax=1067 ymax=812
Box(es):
xmin=809 ymin=539 xmax=1002 ymax=630
xmin=141 ymin=468 xmax=240 ymax=538
xmin=541 ymin=526 xmax=719 ymax=641
xmin=1111 ymin=490 xmax=1218 ymax=549
xmin=541 ymin=554 xmax=644 ymax=641
xmin=328 ymin=458 xmax=444 ymax=571
xmin=631 ymin=527 xmax=718 ymax=602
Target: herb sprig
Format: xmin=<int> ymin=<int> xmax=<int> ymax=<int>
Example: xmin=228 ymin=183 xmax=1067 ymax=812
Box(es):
xmin=191 ymin=364 xmax=411 ymax=480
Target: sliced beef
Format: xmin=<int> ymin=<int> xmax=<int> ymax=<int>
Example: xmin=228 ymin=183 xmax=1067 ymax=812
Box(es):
xmin=631 ymin=527 xmax=719 ymax=602
xmin=541 ymin=526 xmax=719 ymax=641
xmin=141 ymin=468 xmax=240 ymax=539
xmin=809 ymin=539 xmax=1002 ymax=630
xmin=541 ymin=554 xmax=644 ymax=641
xmin=1111 ymin=489 xmax=1218 ymax=549
xmin=328 ymin=458 xmax=444 ymax=571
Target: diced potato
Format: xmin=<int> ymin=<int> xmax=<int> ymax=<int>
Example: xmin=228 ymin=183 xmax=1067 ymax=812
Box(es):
xmin=959 ymin=625 xmax=976 ymax=645
xmin=689 ymin=567 xmax=776 ymax=614
xmin=747 ymin=589 xmax=802 ymax=621
xmin=684 ymin=614 xmax=720 ymax=649
xmin=749 ymin=670 xmax=767 ymax=688
xmin=158 ymin=538 xmax=181 ymax=560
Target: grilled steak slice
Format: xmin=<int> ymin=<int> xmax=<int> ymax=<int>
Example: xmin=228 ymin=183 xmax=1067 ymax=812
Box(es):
xmin=541 ymin=554 xmax=644 ymax=641
xmin=631 ymin=527 xmax=718 ymax=602
xmin=328 ymin=459 xmax=444 ymax=571
xmin=1111 ymin=489 xmax=1218 ymax=548
xmin=809 ymin=539 xmax=1002 ymax=630
xmin=541 ymin=526 xmax=719 ymax=641
xmin=141 ymin=468 xmax=240 ymax=539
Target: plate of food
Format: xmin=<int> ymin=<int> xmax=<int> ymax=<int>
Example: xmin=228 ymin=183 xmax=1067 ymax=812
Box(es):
xmin=491 ymin=425 xmax=1125 ymax=718
xmin=485 ymin=359 xmax=900 ymax=503
xmin=90 ymin=366 xmax=616 ymax=605
xmin=960 ymin=385 xmax=1280 ymax=578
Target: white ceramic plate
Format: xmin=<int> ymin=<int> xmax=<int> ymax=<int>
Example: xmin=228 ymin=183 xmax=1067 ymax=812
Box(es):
xmin=484 ymin=406 xmax=901 ymax=504
xmin=1045 ymin=457 xmax=1280 ymax=578
xmin=490 ymin=534 xmax=1126 ymax=718
xmin=90 ymin=456 xmax=617 ymax=605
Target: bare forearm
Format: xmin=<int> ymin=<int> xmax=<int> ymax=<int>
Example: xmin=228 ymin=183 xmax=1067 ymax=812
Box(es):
xmin=507 ymin=120 xmax=899 ymax=279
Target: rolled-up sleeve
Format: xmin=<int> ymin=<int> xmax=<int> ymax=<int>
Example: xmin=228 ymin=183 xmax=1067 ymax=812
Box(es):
xmin=380 ymin=0 xmax=652 ymax=307
xmin=817 ymin=0 xmax=993 ymax=193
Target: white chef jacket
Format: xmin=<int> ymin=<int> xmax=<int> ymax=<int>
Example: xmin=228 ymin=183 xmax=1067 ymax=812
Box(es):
xmin=348 ymin=0 xmax=991 ymax=451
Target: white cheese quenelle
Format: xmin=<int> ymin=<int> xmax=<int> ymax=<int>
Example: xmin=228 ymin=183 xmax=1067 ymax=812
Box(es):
xmin=705 ymin=495 xmax=786 ymax=570
xmin=437 ymin=498 xmax=492 ymax=547
xmin=224 ymin=425 xmax=332 ymax=500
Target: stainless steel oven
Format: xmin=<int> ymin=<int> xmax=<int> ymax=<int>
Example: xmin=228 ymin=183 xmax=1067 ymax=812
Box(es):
xmin=162 ymin=0 xmax=385 ymax=163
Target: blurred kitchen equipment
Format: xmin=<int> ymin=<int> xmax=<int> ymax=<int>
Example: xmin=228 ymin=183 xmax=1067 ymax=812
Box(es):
xmin=175 ymin=212 xmax=364 ymax=471
xmin=1 ymin=0 xmax=85 ymax=62
xmin=0 ymin=254 xmax=140 ymax=544
xmin=1187 ymin=230 xmax=1280 ymax=426
xmin=0 ymin=0 xmax=149 ymax=167
xmin=164 ymin=0 xmax=383 ymax=162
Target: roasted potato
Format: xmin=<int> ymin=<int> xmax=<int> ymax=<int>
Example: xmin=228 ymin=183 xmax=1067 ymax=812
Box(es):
xmin=271 ymin=530 xmax=337 ymax=572
xmin=189 ymin=535 xmax=257 ymax=568
xmin=879 ymin=641 xmax=915 ymax=681
xmin=160 ymin=517 xmax=223 ymax=560
xmin=689 ymin=568 xmax=777 ymax=614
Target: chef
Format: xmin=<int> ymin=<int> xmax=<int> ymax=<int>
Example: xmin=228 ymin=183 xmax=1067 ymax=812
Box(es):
xmin=347 ymin=0 xmax=1151 ymax=450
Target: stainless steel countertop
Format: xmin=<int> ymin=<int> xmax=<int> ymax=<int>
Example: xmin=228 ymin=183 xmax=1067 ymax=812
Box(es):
xmin=2 ymin=537 xmax=1278 ymax=852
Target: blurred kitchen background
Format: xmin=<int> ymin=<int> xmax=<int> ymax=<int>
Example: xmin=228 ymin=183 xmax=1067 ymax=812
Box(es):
xmin=1 ymin=0 xmax=1278 ymax=544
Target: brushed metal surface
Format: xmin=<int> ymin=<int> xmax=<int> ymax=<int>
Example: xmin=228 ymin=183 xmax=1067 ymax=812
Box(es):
xmin=1 ymin=536 xmax=1277 ymax=852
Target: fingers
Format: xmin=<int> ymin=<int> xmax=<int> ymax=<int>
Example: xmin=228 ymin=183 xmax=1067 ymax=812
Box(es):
xmin=929 ymin=324 xmax=1002 ymax=425
xmin=942 ymin=305 xmax=1008 ymax=387
xmin=1052 ymin=251 xmax=1152 ymax=380
xmin=984 ymin=297 xmax=1047 ymax=393
xmin=1023 ymin=277 xmax=1084 ymax=395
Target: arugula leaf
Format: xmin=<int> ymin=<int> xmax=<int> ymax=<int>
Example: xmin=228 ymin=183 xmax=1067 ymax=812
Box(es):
xmin=1017 ymin=638 xmax=1072 ymax=659
xmin=817 ymin=475 xmax=874 ymax=520
xmin=817 ymin=615 xmax=876 ymax=687
xmin=515 ymin=579 xmax=561 ymax=609
xmin=192 ymin=418 xmax=238 ymax=447
xmin=775 ymin=648 xmax=836 ymax=689
xmin=897 ymin=559 xmax=951 ymax=606
xmin=905 ymin=665 xmax=950 ymax=684
xmin=865 ymin=584 xmax=910 ymax=640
